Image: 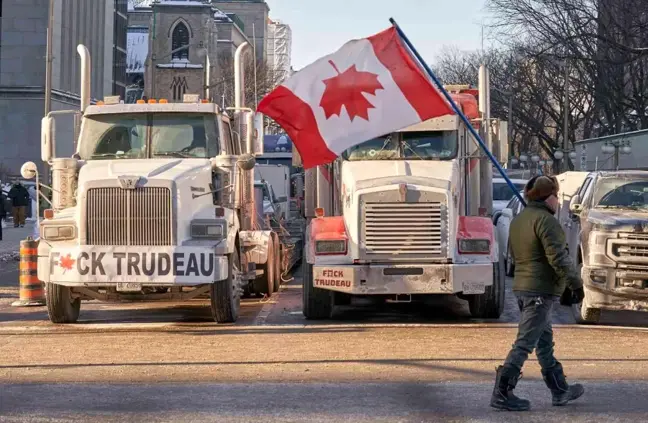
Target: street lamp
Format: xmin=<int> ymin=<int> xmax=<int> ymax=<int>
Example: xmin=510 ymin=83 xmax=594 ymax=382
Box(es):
xmin=531 ymin=154 xmax=540 ymax=163
xmin=602 ymin=140 xmax=632 ymax=169
xmin=510 ymin=157 xmax=519 ymax=166
xmin=519 ymin=153 xmax=528 ymax=163
xmin=553 ymin=149 xmax=564 ymax=160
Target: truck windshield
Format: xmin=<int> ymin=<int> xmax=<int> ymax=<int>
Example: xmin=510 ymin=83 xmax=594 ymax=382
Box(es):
xmin=341 ymin=131 xmax=457 ymax=161
xmin=78 ymin=113 xmax=220 ymax=160
xmin=593 ymin=178 xmax=648 ymax=209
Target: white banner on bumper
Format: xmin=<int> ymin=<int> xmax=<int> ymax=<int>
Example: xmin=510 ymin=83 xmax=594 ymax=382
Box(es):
xmin=49 ymin=246 xmax=227 ymax=284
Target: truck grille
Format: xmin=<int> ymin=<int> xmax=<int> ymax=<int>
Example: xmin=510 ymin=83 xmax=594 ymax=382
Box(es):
xmin=363 ymin=202 xmax=446 ymax=257
xmin=86 ymin=187 xmax=173 ymax=246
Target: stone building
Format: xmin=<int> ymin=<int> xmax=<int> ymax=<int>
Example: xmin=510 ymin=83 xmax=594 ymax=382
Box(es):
xmin=0 ymin=0 xmax=128 ymax=176
xmin=211 ymin=0 xmax=268 ymax=62
xmin=132 ymin=0 xmax=248 ymax=103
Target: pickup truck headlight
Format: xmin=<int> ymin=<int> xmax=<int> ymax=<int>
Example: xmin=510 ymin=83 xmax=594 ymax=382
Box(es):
xmin=315 ymin=240 xmax=347 ymax=255
xmin=191 ymin=221 xmax=226 ymax=239
xmin=458 ymin=239 xmax=490 ymax=254
xmin=41 ymin=225 xmax=76 ymax=241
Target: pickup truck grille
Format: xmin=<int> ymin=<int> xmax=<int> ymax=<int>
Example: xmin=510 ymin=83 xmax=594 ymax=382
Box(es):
xmin=86 ymin=187 xmax=173 ymax=246
xmin=363 ymin=202 xmax=446 ymax=258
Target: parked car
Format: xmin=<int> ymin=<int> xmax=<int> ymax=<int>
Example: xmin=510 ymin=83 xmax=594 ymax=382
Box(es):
xmin=493 ymin=177 xmax=527 ymax=213
xmin=565 ymin=170 xmax=648 ymax=324
xmin=494 ymin=191 xmax=525 ymax=277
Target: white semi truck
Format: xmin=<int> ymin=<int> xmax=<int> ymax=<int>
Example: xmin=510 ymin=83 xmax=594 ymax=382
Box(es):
xmin=300 ymin=76 xmax=510 ymax=319
xmin=29 ymin=44 xmax=281 ymax=324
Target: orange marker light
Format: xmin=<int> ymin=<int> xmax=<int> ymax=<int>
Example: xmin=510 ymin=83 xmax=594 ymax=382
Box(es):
xmin=43 ymin=209 xmax=54 ymax=219
xmin=96 ymin=101 xmax=105 ymax=106
xmin=315 ymin=207 xmax=325 ymax=218
xmin=148 ymin=99 xmax=157 ymax=104
xmin=201 ymin=99 xmax=209 ymax=103
xmin=159 ymin=99 xmax=168 ymax=104
xmin=136 ymin=99 xmax=145 ymax=104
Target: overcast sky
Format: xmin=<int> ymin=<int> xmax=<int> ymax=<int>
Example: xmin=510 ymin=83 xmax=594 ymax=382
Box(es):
xmin=266 ymin=0 xmax=489 ymax=70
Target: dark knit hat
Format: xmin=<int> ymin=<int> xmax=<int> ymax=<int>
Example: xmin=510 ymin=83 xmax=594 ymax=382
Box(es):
xmin=525 ymin=175 xmax=559 ymax=202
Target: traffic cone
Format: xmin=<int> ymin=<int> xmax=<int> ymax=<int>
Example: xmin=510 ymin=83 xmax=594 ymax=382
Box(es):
xmin=11 ymin=237 xmax=45 ymax=307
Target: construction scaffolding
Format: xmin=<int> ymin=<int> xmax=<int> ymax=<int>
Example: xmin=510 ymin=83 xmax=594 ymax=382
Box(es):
xmin=266 ymin=19 xmax=292 ymax=84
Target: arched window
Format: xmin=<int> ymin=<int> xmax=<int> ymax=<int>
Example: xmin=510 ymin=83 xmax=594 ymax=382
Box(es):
xmin=172 ymin=22 xmax=189 ymax=60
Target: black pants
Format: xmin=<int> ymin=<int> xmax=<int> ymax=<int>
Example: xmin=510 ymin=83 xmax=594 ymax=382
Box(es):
xmin=503 ymin=293 xmax=559 ymax=373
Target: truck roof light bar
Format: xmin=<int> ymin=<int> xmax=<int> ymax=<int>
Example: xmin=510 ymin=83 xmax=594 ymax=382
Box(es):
xmin=183 ymin=94 xmax=200 ymax=103
xmin=103 ymin=96 xmax=120 ymax=105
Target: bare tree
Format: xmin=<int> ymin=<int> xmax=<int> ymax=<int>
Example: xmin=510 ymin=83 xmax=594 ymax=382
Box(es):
xmin=487 ymin=0 xmax=648 ymax=138
xmin=212 ymin=55 xmax=285 ymax=134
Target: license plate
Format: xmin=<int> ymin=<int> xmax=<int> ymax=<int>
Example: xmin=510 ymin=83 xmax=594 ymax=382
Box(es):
xmin=116 ymin=282 xmax=142 ymax=292
xmin=463 ymin=281 xmax=485 ymax=295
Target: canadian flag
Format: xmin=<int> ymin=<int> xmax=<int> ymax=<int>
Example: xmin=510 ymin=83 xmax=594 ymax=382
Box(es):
xmin=257 ymin=26 xmax=455 ymax=169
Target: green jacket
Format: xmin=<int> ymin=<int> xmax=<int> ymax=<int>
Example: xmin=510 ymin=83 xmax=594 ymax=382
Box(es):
xmin=509 ymin=201 xmax=582 ymax=296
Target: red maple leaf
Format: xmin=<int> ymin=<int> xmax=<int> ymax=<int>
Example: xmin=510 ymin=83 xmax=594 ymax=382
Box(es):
xmin=319 ymin=61 xmax=384 ymax=121
xmin=60 ymin=254 xmax=76 ymax=273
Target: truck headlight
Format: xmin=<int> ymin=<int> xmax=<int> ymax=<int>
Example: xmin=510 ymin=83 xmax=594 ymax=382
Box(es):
xmin=41 ymin=225 xmax=76 ymax=241
xmin=315 ymin=240 xmax=347 ymax=255
xmin=191 ymin=221 xmax=225 ymax=239
xmin=458 ymin=239 xmax=490 ymax=254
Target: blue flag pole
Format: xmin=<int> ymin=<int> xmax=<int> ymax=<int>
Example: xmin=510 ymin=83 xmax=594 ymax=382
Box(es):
xmin=389 ymin=18 xmax=526 ymax=207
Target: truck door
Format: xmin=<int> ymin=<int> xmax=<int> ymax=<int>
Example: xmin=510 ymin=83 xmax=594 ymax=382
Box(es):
xmin=568 ymin=176 xmax=593 ymax=264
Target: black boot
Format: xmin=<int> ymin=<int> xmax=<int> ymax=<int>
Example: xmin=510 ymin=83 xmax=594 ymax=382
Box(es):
xmin=490 ymin=365 xmax=531 ymax=411
xmin=542 ymin=363 xmax=584 ymax=406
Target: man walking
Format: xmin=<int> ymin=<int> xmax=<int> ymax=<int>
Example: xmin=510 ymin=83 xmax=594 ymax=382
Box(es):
xmin=8 ymin=182 xmax=30 ymax=228
xmin=490 ymin=175 xmax=585 ymax=411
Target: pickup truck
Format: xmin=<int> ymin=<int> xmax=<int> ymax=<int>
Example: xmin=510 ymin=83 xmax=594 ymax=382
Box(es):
xmin=566 ymin=170 xmax=648 ymax=323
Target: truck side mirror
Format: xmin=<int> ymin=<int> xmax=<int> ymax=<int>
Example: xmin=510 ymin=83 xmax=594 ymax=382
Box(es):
xmin=569 ymin=194 xmax=581 ymax=214
xmin=41 ymin=116 xmax=55 ymax=162
xmin=570 ymin=203 xmax=583 ymax=215
xmin=237 ymin=153 xmax=256 ymax=171
xmin=250 ymin=112 xmax=264 ymax=156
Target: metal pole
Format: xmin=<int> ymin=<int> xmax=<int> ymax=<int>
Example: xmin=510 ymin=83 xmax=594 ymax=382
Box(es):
xmin=507 ymin=94 xmax=513 ymax=166
xmin=45 ymin=0 xmax=54 ymax=115
xmin=389 ymin=18 xmax=526 ymax=207
xmin=205 ymin=53 xmax=210 ymax=101
xmin=252 ymin=23 xmax=258 ymax=108
xmin=614 ymin=146 xmax=619 ymax=170
xmin=563 ymin=60 xmax=569 ymax=171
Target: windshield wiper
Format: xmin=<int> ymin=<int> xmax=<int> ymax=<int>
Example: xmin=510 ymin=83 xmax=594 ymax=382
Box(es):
xmin=401 ymin=141 xmax=427 ymax=160
xmin=90 ymin=153 xmax=128 ymax=159
xmin=597 ymin=205 xmax=640 ymax=210
xmin=153 ymin=152 xmax=191 ymax=158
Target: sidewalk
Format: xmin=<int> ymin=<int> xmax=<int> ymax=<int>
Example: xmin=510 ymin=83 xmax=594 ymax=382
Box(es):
xmin=0 ymin=222 xmax=36 ymax=258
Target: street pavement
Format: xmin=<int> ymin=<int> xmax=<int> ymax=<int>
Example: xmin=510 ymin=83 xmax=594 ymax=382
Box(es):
xmin=2 ymin=257 xmax=648 ymax=421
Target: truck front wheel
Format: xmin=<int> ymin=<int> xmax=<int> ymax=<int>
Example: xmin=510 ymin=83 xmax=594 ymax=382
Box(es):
xmin=572 ymin=299 xmax=601 ymax=324
xmin=303 ymin=262 xmax=333 ymax=319
xmin=46 ymin=283 xmax=81 ymax=324
xmin=468 ymin=259 xmax=505 ymax=319
xmin=253 ymin=242 xmax=275 ymax=297
xmin=210 ymin=250 xmax=241 ymax=323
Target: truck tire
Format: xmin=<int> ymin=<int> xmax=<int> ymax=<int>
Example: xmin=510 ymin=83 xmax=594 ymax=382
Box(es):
xmin=572 ymin=295 xmax=601 ymax=324
xmin=505 ymin=243 xmax=515 ymax=277
xmin=253 ymin=242 xmax=275 ymax=296
xmin=468 ymin=258 xmax=505 ymax=319
xmin=46 ymin=283 xmax=80 ymax=324
xmin=303 ymin=262 xmax=333 ymax=319
xmin=273 ymin=237 xmax=281 ymax=292
xmin=210 ymin=250 xmax=241 ymax=323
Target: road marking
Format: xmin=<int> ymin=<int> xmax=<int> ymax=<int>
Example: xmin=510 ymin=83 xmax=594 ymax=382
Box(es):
xmin=254 ymin=289 xmax=283 ymax=326
xmin=2 ymin=321 xmax=648 ymax=334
